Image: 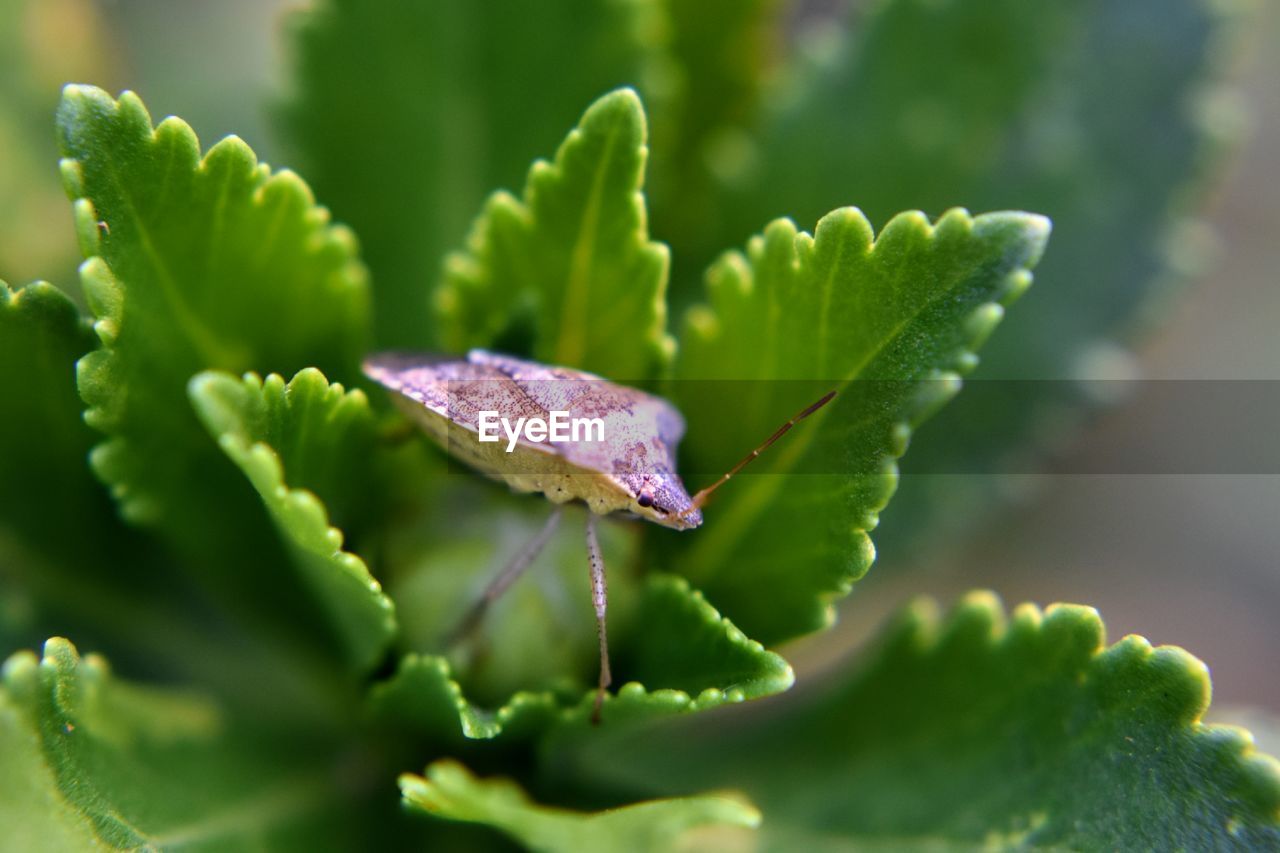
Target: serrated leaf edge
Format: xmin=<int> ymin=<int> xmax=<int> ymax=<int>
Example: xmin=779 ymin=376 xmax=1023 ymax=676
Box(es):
xmin=1 ymin=637 xmax=217 ymax=848
xmin=370 ymin=574 xmax=793 ymax=740
xmin=398 ymin=758 xmax=761 ymax=844
xmin=435 ymin=87 xmax=675 ymax=375
xmin=0 ymin=279 xmax=90 ymax=332
xmin=887 ymin=591 xmax=1280 ymax=828
xmin=58 ymin=84 xmax=368 ymax=524
xmin=188 ymin=368 xmax=397 ymax=669
xmin=680 ymin=206 xmax=1050 ymax=635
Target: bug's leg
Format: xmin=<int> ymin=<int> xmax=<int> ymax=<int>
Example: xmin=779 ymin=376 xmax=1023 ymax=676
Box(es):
xmin=445 ymin=506 xmax=563 ymax=646
xmin=585 ymin=512 xmax=612 ymax=725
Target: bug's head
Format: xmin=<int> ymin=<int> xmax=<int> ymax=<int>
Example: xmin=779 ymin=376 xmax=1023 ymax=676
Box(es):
xmin=630 ymin=471 xmax=701 ymax=531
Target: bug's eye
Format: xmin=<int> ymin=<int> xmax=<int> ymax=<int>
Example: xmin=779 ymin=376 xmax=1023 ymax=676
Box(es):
xmin=636 ymin=493 xmax=653 ymax=508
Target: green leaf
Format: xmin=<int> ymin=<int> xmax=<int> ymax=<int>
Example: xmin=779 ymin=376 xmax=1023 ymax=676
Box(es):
xmin=561 ymin=593 xmax=1280 ymax=850
xmin=189 ymin=369 xmax=396 ymax=671
xmin=371 ymin=573 xmax=791 ymax=741
xmin=281 ymin=0 xmax=656 ymax=348
xmin=0 ymin=292 xmax=349 ymax=713
xmin=0 ymin=280 xmax=190 ymax=666
xmin=400 ymin=759 xmax=759 ymax=852
xmin=383 ymin=482 xmax=644 ymax=709
xmin=0 ymin=278 xmax=113 ymax=644
xmin=695 ymin=0 xmax=1233 ymax=559
xmin=669 ymin=207 xmax=1049 ymax=643
xmin=58 ymin=84 xmax=370 ymax=531
xmin=187 ymin=367 xmax=381 ymax=535
xmin=0 ymin=281 xmax=99 ymax=564
xmin=0 ymin=658 xmax=100 ymax=852
xmin=54 ymin=85 xmax=381 ymax=688
xmin=875 ymin=0 xmax=1236 ymax=560
xmin=371 ymin=654 xmax=557 ymax=742
xmin=435 ymin=88 xmax=673 ymax=379
xmin=1 ymin=637 xmax=364 ymax=850
xmin=619 ymin=574 xmax=792 ymax=698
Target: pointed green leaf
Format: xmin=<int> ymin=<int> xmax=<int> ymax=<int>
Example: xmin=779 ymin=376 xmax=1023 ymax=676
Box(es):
xmin=1 ymin=637 xmax=364 ymax=849
xmin=58 ymin=84 xmax=370 ymax=532
xmin=51 ymin=86 xmax=380 ymax=679
xmin=281 ymin=0 xmax=656 ymax=348
xmin=435 ymin=88 xmax=673 ymax=379
xmin=189 ymin=367 xmax=378 ymax=532
xmin=371 ymin=573 xmax=791 ymax=741
xmin=694 ymin=0 xmax=1233 ymax=559
xmin=190 ymin=369 xmax=395 ymax=671
xmin=400 ymin=759 xmax=759 ymax=852
xmin=564 ymin=593 xmax=1280 ymax=850
xmin=669 ymin=207 xmax=1049 ymax=643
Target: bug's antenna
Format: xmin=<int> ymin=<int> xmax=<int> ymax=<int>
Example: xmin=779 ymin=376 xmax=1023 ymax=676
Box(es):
xmin=681 ymin=390 xmax=837 ymax=517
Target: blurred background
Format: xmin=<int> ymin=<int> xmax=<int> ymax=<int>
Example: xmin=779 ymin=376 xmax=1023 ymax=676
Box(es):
xmin=2 ymin=0 xmax=1276 ymax=720
xmin=845 ymin=0 xmax=1280 ymax=718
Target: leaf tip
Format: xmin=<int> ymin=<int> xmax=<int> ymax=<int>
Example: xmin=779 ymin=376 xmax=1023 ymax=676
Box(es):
xmin=199 ymin=133 xmax=259 ymax=185
xmin=973 ymin=211 xmax=1053 ymax=271
xmin=1042 ymin=601 xmax=1105 ymax=649
xmin=40 ymin=636 xmax=80 ymax=671
xmin=586 ymin=85 xmax=647 ymax=126
xmin=1 ymin=648 xmax=39 ymax=682
xmin=569 ymin=86 xmax=648 ymax=161
xmin=77 ymin=256 xmax=119 ymax=323
xmin=58 ymin=157 xmax=85 ymax=199
xmin=57 ymin=86 xmax=154 ymax=158
xmin=1021 ymin=212 xmax=1053 ymax=259
xmin=1148 ymin=644 xmax=1213 ymax=723
xmin=185 ymin=369 xmax=220 ymax=399
xmin=947 ymin=589 xmax=1006 ymax=643
xmin=56 ymin=83 xmax=115 ymax=125
xmin=814 ymin=206 xmax=875 ymax=251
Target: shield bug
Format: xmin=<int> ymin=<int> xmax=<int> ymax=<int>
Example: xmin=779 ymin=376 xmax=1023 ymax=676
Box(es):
xmin=365 ymin=349 xmax=833 ymax=722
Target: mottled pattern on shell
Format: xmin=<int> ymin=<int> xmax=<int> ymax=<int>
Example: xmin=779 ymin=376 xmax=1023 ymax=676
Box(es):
xmin=364 ymin=350 xmax=701 ymax=527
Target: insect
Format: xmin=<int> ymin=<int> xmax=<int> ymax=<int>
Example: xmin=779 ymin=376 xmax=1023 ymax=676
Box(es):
xmin=364 ymin=349 xmax=834 ymax=722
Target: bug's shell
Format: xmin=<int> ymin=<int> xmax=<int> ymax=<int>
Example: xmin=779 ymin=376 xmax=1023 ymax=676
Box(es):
xmin=364 ymin=350 xmax=702 ymax=530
